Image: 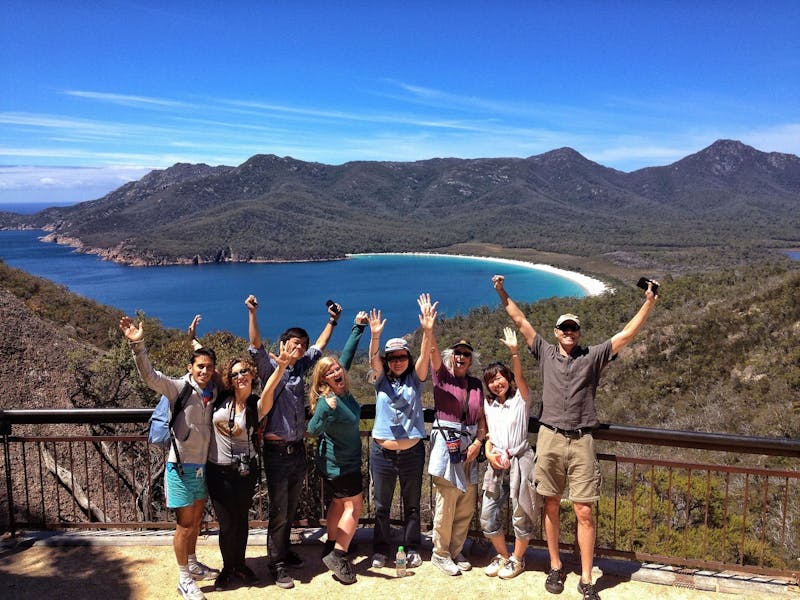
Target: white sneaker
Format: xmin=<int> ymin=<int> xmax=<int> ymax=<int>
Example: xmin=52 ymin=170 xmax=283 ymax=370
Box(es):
xmin=371 ymin=553 xmax=387 ymax=568
xmin=453 ymin=553 xmax=472 ymax=571
xmin=188 ymin=561 xmax=220 ymax=581
xmin=484 ymin=554 xmax=507 ymax=577
xmin=498 ymin=555 xmax=525 ymax=579
xmin=406 ymin=550 xmax=422 ymax=568
xmin=431 ymin=553 xmax=460 ymax=576
xmin=177 ymin=578 xmax=206 ymax=600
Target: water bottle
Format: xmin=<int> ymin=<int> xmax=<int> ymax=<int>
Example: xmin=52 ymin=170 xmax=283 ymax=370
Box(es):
xmin=396 ymin=545 xmax=407 ymax=577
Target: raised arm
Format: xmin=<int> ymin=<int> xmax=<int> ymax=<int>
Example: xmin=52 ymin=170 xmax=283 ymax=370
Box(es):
xmin=312 ymin=300 xmax=342 ymax=350
xmin=501 ymin=326 xmax=529 ymax=401
xmin=188 ymin=314 xmax=203 ymax=350
xmin=415 ymin=296 xmax=437 ymax=381
xmin=257 ymin=342 xmax=299 ymax=419
xmin=246 ymin=294 xmax=261 ymax=348
xmin=493 ymin=275 xmax=538 ymax=348
xmin=368 ymin=308 xmax=386 ymax=379
xmin=418 ymin=293 xmax=442 ymax=372
xmin=340 ymin=311 xmax=368 ymax=371
xmin=610 ymin=281 xmax=659 ymax=355
xmin=119 ymin=316 xmax=181 ymax=400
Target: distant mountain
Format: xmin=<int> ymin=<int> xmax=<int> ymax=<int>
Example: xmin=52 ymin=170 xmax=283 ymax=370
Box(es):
xmin=2 ymin=140 xmax=798 ymax=269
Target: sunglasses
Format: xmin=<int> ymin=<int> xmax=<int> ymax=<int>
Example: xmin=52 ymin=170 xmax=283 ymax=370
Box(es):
xmin=230 ymin=368 xmax=252 ymax=379
xmin=387 ymin=354 xmax=409 ymax=363
xmin=557 ymin=324 xmax=580 ymax=333
xmin=453 ymin=350 xmax=472 ymax=358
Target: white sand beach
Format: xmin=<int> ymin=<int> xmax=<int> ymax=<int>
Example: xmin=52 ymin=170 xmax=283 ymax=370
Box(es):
xmin=348 ymin=252 xmax=610 ymax=296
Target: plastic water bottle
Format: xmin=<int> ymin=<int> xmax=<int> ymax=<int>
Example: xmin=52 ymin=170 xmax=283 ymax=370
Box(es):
xmin=396 ymin=545 xmax=407 ymax=577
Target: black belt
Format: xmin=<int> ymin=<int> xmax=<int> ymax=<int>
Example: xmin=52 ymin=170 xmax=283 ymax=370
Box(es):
xmin=263 ymin=439 xmax=305 ymax=454
xmin=540 ymin=422 xmax=594 ymax=440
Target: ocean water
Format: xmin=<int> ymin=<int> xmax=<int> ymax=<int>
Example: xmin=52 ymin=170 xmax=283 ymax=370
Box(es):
xmin=0 ymin=230 xmax=587 ymax=348
xmin=0 ymin=202 xmax=76 ymax=214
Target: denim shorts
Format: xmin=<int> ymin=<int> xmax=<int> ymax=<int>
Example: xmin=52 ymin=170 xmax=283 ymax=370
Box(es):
xmin=164 ymin=463 xmax=208 ymax=508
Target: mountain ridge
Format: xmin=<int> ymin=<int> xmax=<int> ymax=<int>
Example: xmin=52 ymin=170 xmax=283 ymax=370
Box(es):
xmin=2 ymin=139 xmax=798 ymax=270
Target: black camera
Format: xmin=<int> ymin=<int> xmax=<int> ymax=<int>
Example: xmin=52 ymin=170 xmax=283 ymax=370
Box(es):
xmin=233 ymin=454 xmax=250 ymax=477
xmin=636 ymin=277 xmax=659 ymax=295
xmin=326 ymin=299 xmax=342 ymax=315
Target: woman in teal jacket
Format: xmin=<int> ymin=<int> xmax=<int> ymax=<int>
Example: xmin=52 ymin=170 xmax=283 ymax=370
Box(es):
xmin=307 ymin=310 xmax=367 ymax=585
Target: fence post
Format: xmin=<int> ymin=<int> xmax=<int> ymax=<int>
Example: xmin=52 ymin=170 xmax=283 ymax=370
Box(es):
xmin=1 ymin=413 xmax=17 ymax=537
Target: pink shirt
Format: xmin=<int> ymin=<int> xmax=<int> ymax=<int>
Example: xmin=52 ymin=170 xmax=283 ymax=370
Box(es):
xmin=432 ymin=363 xmax=484 ymax=425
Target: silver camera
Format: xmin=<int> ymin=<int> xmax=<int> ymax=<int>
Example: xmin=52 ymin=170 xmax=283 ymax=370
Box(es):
xmin=233 ymin=453 xmax=251 ymax=477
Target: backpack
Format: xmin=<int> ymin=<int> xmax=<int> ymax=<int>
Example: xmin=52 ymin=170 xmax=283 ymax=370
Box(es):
xmin=148 ymin=382 xmax=194 ymax=474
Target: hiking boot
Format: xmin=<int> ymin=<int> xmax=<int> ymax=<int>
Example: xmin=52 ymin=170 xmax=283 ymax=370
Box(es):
xmin=371 ymin=552 xmax=388 ymax=568
xmin=321 ymin=540 xmax=335 ymax=558
xmin=270 ymin=564 xmax=295 ymax=589
xmin=323 ymin=550 xmax=357 ymax=584
xmin=545 ymin=566 xmax=567 ymax=594
xmin=188 ymin=560 xmax=220 ymax=581
xmin=578 ymin=580 xmax=601 ymax=600
xmin=484 ymin=554 xmax=507 ymax=577
xmin=177 ymin=578 xmax=206 ymax=600
xmin=498 ymin=555 xmax=525 ymax=579
xmin=213 ymin=570 xmax=232 ymax=591
xmin=406 ymin=550 xmax=423 ymax=568
xmin=232 ymin=564 xmax=258 ymax=584
xmin=431 ymin=553 xmax=461 ymax=576
xmin=285 ymin=549 xmax=305 ymax=568
xmin=453 ymin=553 xmax=472 ymax=571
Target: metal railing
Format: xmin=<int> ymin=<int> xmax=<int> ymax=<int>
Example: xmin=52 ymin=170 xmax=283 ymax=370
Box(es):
xmin=2 ymin=407 xmax=798 ymax=581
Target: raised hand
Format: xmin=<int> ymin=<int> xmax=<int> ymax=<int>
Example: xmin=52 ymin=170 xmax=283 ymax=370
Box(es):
xmin=119 ymin=316 xmax=144 ymax=342
xmin=245 ymin=294 xmax=259 ymax=311
xmin=500 ymin=326 xmax=518 ymax=354
xmin=272 ymin=340 xmax=302 ymax=367
xmin=368 ymin=308 xmax=386 ymax=335
xmin=492 ymin=274 xmax=505 ymax=291
xmin=187 ymin=314 xmax=202 ymax=338
xmin=354 ymin=310 xmax=368 ymax=325
xmin=417 ymin=293 xmax=438 ymax=331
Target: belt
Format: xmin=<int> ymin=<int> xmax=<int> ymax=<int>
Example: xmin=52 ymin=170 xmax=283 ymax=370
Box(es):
xmin=263 ymin=439 xmax=305 ymax=454
xmin=540 ymin=422 xmax=594 ymax=440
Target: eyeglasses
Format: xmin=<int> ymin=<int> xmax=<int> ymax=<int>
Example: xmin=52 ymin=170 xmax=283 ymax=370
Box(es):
xmin=453 ymin=350 xmax=472 ymax=358
xmin=230 ymin=368 xmax=251 ymax=379
xmin=557 ymin=324 xmax=580 ymax=333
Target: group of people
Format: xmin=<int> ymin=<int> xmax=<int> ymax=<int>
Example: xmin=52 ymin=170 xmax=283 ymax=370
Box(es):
xmin=119 ymin=274 xmax=658 ymax=600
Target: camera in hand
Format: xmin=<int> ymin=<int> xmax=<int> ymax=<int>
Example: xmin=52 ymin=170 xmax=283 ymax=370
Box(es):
xmin=636 ymin=277 xmax=659 ymax=295
xmin=325 ymin=299 xmax=342 ymax=315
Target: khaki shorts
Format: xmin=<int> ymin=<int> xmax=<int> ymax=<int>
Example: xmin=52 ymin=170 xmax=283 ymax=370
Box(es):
xmin=534 ymin=426 xmax=601 ymax=503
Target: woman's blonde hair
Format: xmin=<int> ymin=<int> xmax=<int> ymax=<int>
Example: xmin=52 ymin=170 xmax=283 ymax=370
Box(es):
xmin=308 ymin=355 xmax=349 ymax=412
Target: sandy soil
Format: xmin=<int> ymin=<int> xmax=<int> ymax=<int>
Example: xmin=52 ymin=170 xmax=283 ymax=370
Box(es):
xmin=0 ymin=534 xmax=781 ymax=600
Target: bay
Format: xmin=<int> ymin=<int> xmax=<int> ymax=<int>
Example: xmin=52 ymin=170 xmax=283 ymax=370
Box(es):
xmin=0 ymin=230 xmax=588 ymax=349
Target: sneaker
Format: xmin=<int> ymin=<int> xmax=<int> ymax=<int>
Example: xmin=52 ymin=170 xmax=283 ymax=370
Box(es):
xmin=498 ymin=555 xmax=525 ymax=579
xmin=322 ymin=550 xmax=357 ymax=584
xmin=270 ymin=564 xmax=295 ymax=589
xmin=286 ymin=549 xmax=305 ymax=568
xmin=213 ymin=570 xmax=232 ymax=591
xmin=321 ymin=540 xmax=335 ymax=559
xmin=453 ymin=553 xmax=472 ymax=571
xmin=545 ymin=566 xmax=567 ymax=594
xmin=371 ymin=552 xmax=387 ymax=568
xmin=406 ymin=550 xmax=422 ymax=568
xmin=177 ymin=578 xmax=206 ymax=600
xmin=484 ymin=554 xmax=507 ymax=577
xmin=232 ymin=565 xmax=258 ymax=584
xmin=188 ymin=561 xmax=220 ymax=581
xmin=578 ymin=580 xmax=601 ymax=600
xmin=431 ymin=552 xmax=461 ymax=576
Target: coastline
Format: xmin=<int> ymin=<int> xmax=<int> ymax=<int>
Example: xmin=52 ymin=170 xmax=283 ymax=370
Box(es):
xmin=348 ymin=251 xmax=610 ymax=296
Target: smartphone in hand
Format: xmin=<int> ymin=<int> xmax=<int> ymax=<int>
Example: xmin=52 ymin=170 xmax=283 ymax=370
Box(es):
xmin=636 ymin=277 xmax=659 ymax=295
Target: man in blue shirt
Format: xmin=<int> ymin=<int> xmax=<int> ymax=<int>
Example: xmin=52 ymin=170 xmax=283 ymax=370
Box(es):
xmin=246 ymin=294 xmax=340 ymax=590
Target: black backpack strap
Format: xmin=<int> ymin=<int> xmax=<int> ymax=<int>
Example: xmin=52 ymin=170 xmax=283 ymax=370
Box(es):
xmin=168 ymin=382 xmax=194 ymax=476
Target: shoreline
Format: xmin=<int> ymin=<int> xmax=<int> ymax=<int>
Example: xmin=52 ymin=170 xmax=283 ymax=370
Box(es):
xmin=348 ymin=251 xmax=610 ymax=296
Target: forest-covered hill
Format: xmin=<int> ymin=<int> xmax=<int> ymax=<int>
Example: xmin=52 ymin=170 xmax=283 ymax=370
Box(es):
xmin=2 ymin=140 xmax=798 ymax=274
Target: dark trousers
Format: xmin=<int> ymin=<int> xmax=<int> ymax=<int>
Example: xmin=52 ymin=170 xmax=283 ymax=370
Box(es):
xmin=369 ymin=439 xmax=425 ymax=555
xmin=206 ymin=461 xmax=257 ymax=571
xmin=262 ymin=442 xmax=307 ymax=565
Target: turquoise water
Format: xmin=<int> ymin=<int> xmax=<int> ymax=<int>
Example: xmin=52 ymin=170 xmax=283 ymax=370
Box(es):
xmin=0 ymin=230 xmax=587 ymax=348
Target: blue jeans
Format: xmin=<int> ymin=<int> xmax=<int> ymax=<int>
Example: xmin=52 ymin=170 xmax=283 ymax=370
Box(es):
xmin=262 ymin=441 xmax=307 ymax=565
xmin=369 ymin=439 xmax=425 ymax=555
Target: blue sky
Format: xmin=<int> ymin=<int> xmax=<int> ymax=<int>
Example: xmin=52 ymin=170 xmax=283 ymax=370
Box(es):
xmin=1 ymin=1 xmax=798 ymax=204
